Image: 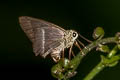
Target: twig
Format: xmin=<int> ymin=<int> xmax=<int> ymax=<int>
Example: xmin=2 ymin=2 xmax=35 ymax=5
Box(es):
xmin=83 ymin=45 xmax=119 ymax=80
xmin=70 ymin=37 xmax=116 ymax=70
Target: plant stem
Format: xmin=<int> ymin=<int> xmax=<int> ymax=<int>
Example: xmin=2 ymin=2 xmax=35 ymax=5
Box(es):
xmin=83 ymin=45 xmax=119 ymax=80
xmin=51 ymin=37 xmax=117 ymax=80
xmin=83 ymin=62 xmax=105 ymax=80
xmin=70 ymin=37 xmax=116 ymax=70
xmin=108 ymin=45 xmax=118 ymax=58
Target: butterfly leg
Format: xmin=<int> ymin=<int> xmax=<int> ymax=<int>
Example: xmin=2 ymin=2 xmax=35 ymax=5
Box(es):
xmin=77 ymin=39 xmax=88 ymax=50
xmin=75 ymin=41 xmax=84 ymax=55
xmin=77 ymin=39 xmax=89 ymax=51
xmin=72 ymin=51 xmax=75 ymax=57
xmin=69 ymin=45 xmax=73 ymax=60
xmin=77 ymin=39 xmax=85 ymax=48
xmin=62 ymin=49 xmax=65 ymax=61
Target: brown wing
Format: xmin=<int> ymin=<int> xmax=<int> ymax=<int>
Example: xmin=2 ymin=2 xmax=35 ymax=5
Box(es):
xmin=19 ymin=16 xmax=65 ymax=57
xmin=19 ymin=16 xmax=35 ymax=42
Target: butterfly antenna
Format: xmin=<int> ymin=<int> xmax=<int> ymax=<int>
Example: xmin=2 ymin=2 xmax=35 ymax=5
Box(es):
xmin=78 ymin=33 xmax=92 ymax=43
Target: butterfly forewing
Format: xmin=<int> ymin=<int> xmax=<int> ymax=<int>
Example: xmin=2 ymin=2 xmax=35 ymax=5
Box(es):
xmin=19 ymin=16 xmax=65 ymax=57
xmin=19 ymin=17 xmax=35 ymax=42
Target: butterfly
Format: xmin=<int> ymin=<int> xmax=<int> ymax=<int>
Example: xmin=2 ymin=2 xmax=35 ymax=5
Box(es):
xmin=19 ymin=16 xmax=90 ymax=62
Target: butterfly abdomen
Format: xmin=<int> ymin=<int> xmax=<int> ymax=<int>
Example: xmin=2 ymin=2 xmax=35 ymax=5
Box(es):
xmin=50 ymin=48 xmax=62 ymax=62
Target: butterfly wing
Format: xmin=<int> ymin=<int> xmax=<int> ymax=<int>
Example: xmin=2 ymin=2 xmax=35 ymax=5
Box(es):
xmin=19 ymin=16 xmax=65 ymax=57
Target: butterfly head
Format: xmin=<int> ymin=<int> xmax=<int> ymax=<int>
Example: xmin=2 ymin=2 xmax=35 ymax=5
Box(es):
xmin=66 ymin=30 xmax=78 ymax=40
xmin=71 ymin=30 xmax=78 ymax=41
xmin=65 ymin=30 xmax=78 ymax=46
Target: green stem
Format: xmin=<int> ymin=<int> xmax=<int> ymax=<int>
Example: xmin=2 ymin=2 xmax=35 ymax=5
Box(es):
xmin=108 ymin=45 xmax=118 ymax=58
xmin=51 ymin=37 xmax=117 ymax=80
xmin=83 ymin=62 xmax=105 ymax=80
xmin=70 ymin=37 xmax=116 ymax=70
xmin=83 ymin=45 xmax=118 ymax=80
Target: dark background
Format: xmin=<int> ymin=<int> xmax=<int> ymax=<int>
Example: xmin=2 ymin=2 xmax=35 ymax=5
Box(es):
xmin=0 ymin=0 xmax=120 ymax=80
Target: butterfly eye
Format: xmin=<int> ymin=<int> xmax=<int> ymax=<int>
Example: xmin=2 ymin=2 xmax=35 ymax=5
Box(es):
xmin=73 ymin=32 xmax=76 ymax=37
